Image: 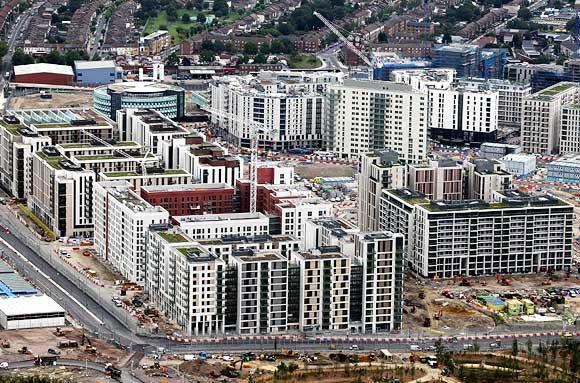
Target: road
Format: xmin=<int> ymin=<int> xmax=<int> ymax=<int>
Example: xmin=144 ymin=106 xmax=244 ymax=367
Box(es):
xmin=2 ymin=358 xmax=144 ymax=383
xmin=89 ymin=12 xmax=108 ymax=59
xmin=316 ymin=42 xmax=348 ymax=72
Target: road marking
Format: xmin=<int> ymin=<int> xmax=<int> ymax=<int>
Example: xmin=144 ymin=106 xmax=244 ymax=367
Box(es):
xmin=0 ymin=236 xmax=103 ymax=325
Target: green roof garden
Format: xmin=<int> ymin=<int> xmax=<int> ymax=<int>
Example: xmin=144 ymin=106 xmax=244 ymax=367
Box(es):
xmin=0 ymin=119 xmax=25 ymax=135
xmin=158 ymin=232 xmax=188 ymax=243
xmin=177 ymin=246 xmax=203 ymax=256
xmin=75 ymin=153 xmax=155 ymax=161
xmin=36 ymin=151 xmax=66 ymax=170
xmin=539 ymin=83 xmax=576 ymax=97
xmin=388 ymin=189 xmax=429 ymax=205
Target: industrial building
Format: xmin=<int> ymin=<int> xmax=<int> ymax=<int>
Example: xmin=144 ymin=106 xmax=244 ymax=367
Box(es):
xmin=547 ymin=155 xmax=580 ymax=183
xmin=0 ymin=295 xmax=65 ymax=330
xmin=93 ymin=82 xmax=186 ymax=120
xmin=74 ymin=60 xmax=118 ymax=84
xmin=13 ymin=63 xmax=74 ymax=86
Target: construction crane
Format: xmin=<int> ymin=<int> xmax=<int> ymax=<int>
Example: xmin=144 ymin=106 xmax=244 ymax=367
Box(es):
xmin=202 ymin=105 xmax=275 ymax=214
xmin=313 ymin=11 xmax=374 ymax=67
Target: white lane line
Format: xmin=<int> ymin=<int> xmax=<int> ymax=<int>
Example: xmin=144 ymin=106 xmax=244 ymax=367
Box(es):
xmin=0 ymin=237 xmax=103 ymax=325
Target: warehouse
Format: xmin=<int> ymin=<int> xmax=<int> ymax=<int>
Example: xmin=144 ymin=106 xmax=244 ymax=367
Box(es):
xmin=13 ymin=63 xmax=74 ymax=86
xmin=0 ymin=295 xmax=65 ymax=329
xmin=74 ymin=60 xmax=118 ymax=84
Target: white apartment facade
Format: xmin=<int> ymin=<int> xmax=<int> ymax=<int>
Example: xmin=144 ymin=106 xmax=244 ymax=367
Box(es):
xmin=210 ymin=75 xmax=328 ymax=150
xmin=521 ymin=82 xmax=580 ymax=154
xmin=93 ymin=181 xmax=169 ymax=284
xmin=29 ymin=147 xmax=95 ymax=238
xmin=408 ymin=159 xmax=463 ymax=200
xmin=275 ymin=199 xmax=333 ymax=239
xmin=464 ymin=158 xmax=512 ymax=202
xmin=146 ymin=227 xmax=225 ymax=336
xmin=98 ymin=168 xmax=192 ymax=192
xmin=410 ymin=191 xmax=573 ymax=278
xmin=560 ymin=104 xmax=580 ymax=154
xmin=291 ymin=249 xmax=351 ymax=332
xmin=358 ymin=150 xmax=405 ymax=231
xmin=174 ymin=212 xmax=270 ymax=240
xmin=324 ymin=79 xmax=428 ymax=163
xmin=352 ymin=232 xmax=404 ymax=333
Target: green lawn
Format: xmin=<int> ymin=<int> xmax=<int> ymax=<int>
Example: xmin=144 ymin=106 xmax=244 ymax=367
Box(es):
xmin=287 ymin=54 xmax=322 ymax=69
xmin=143 ymin=8 xmax=244 ymax=44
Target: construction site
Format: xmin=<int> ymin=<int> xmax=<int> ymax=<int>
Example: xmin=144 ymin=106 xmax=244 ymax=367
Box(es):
xmin=7 ymin=91 xmax=93 ymax=110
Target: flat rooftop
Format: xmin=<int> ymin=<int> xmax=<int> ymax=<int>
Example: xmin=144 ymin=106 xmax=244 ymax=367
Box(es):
xmin=175 ymin=212 xmax=268 ymax=223
xmin=198 ymin=233 xmax=297 ymax=246
xmin=101 ymin=168 xmax=189 ymax=178
xmin=57 ymin=141 xmax=140 ymax=149
xmin=0 ymin=295 xmax=65 ymax=316
xmin=534 ymin=82 xmax=577 ymax=98
xmin=235 ymin=250 xmax=285 ymax=263
xmin=8 ymin=108 xmax=112 ymax=128
xmin=141 ymin=183 xmax=233 ymax=193
xmin=386 ymin=188 xmax=429 ymax=205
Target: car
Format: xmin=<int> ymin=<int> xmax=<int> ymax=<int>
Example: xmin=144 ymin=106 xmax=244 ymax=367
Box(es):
xmin=47 ymin=348 xmax=60 ymax=355
xmin=350 ymin=345 xmax=359 ymax=350
xmin=490 ymin=343 xmax=500 ymax=348
xmin=570 ymin=292 xmax=577 ymax=298
xmin=114 ymin=301 xmax=122 ymax=307
xmin=410 ymin=345 xmax=421 ymax=351
xmin=112 ymin=295 xmax=120 ymax=301
xmin=427 ymin=345 xmax=437 ymax=351
xmin=0 ymin=362 xmax=7 ymax=369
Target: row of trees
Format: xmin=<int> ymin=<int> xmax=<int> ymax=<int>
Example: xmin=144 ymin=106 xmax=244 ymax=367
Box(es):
xmin=12 ymin=48 xmax=88 ymax=67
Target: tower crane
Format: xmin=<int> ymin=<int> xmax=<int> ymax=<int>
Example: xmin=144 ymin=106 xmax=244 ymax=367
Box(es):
xmin=201 ymin=105 xmax=276 ymax=214
xmin=313 ymin=11 xmax=374 ymax=67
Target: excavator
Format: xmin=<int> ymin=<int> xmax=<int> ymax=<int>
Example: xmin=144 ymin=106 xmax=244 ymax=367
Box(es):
xmin=81 ymin=333 xmax=97 ymax=354
xmin=222 ymin=355 xmax=250 ymax=378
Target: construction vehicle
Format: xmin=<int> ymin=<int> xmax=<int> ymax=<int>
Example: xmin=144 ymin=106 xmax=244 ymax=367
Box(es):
xmin=418 ymin=291 xmax=426 ymax=299
xmin=34 ymin=355 xmax=58 ymax=366
xmin=105 ymin=364 xmax=122 ymax=379
xmin=81 ymin=333 xmax=97 ymax=354
xmin=54 ymin=328 xmax=65 ymax=337
xmin=542 ymin=279 xmax=552 ymax=286
xmin=18 ymin=346 xmax=31 ymax=355
xmin=423 ymin=317 xmax=432 ymax=327
xmin=500 ymin=277 xmax=511 ymax=286
xmin=460 ymin=278 xmax=472 ymax=287
xmin=1 ymin=339 xmax=10 ymax=348
xmin=57 ymin=340 xmax=78 ymax=348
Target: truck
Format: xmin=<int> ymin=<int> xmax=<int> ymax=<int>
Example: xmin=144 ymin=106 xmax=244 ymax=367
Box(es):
xmin=34 ymin=355 xmax=58 ymax=366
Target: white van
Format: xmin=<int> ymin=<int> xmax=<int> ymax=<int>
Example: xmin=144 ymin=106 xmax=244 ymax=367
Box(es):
xmin=410 ymin=345 xmax=421 ymax=351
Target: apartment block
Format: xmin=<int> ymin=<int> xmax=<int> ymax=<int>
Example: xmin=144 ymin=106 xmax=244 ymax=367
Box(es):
xmin=229 ymin=251 xmax=288 ymax=334
xmin=457 ymin=78 xmax=532 ymax=129
xmin=560 ymin=104 xmax=580 ymax=154
xmin=464 ymin=158 xmax=512 ymax=202
xmin=29 ymin=147 xmax=95 ymax=238
xmin=93 ymin=181 xmax=169 ymax=284
xmin=140 ymin=183 xmax=235 ymax=216
xmin=410 ymin=191 xmax=573 ymax=278
xmin=408 ymin=159 xmax=463 ymax=200
xmin=480 ymin=142 xmax=521 ymax=160
xmin=290 ymin=248 xmax=351 ymax=332
xmin=521 ymin=82 xmax=580 ymax=154
xmin=98 ymin=168 xmax=192 ymax=192
xmin=117 ymin=109 xmax=189 ymax=154
xmin=352 ymin=232 xmax=404 ymax=333
xmin=358 ymin=150 xmax=405 ymax=231
xmin=174 ymin=212 xmax=270 ymax=240
xmin=146 ymin=226 xmax=225 ymax=336
xmin=140 ymin=30 xmax=171 ymax=55
xmin=324 ymin=79 xmax=428 ymax=163
xmin=173 ymin=138 xmax=242 ymax=187
xmin=198 ymin=234 xmax=301 ymax=264
xmin=209 ymin=72 xmax=337 ymax=150
xmin=303 ymin=217 xmax=359 ymax=255
xmin=547 ymin=155 xmax=580 ymax=183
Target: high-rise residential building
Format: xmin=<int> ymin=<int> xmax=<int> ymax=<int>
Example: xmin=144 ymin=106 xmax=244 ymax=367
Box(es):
xmin=546 ymin=155 xmax=580 ymax=184
xmin=389 ymin=68 xmax=455 ymax=92
xmin=98 ymin=168 xmax=192 ymax=192
xmin=352 ymin=232 xmax=404 ymax=333
xmin=560 ymin=104 xmax=580 ymax=154
xmin=93 ymin=181 xmax=169 ymax=284
xmin=29 ymin=146 xmax=96 ymax=238
xmin=408 ymin=159 xmax=464 ymax=200
xmin=408 ymin=191 xmax=573 ymax=278
xmin=303 ymin=217 xmax=359 ymax=255
xmin=209 ymin=72 xmax=342 ymax=151
xmin=324 ymin=79 xmax=428 ymax=163
xmin=198 ymin=234 xmax=301 ymax=264
xmin=504 ymin=62 xmax=569 ymax=92
xmin=116 ymin=109 xmax=189 ymax=153
xmin=456 ymin=78 xmax=532 ymax=129
xmin=464 ymin=158 xmax=512 ymax=202
xmin=432 ymin=44 xmax=480 ymax=78
xmin=358 ymin=150 xmax=405 ymax=231
xmin=521 ymin=82 xmax=580 ymax=154
xmin=290 ymin=248 xmax=351 ymax=332
xmin=229 ymin=250 xmax=289 ymax=334
xmin=146 ymin=225 xmax=225 ymax=336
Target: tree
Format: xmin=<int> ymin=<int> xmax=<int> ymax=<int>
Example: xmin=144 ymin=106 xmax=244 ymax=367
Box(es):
xmin=0 ymin=41 xmax=8 ymax=58
xmin=472 ymin=340 xmax=480 ymax=352
xmin=518 ymin=7 xmax=532 ymax=21
xmin=182 ymin=13 xmax=190 ymax=23
xmin=259 ymin=42 xmax=270 ymax=55
xmin=243 ymin=41 xmax=258 ymax=55
xmin=511 ymin=339 xmax=519 ymax=356
xmin=197 ymin=12 xmax=206 ymax=23
xmin=12 ymin=48 xmax=34 ymax=66
xmin=442 ymin=32 xmax=452 ymax=44
xmin=200 ymin=50 xmax=214 ymax=63
xmin=64 ymin=50 xmax=86 ymax=66
xmin=253 ymin=53 xmax=267 ymax=63
xmin=213 ymin=0 xmax=229 ymax=17
xmin=45 ymin=50 xmax=64 ymax=64
xmin=526 ymin=338 xmax=533 ymax=356
xmin=166 ymin=52 xmax=180 ymax=66
xmin=378 ymin=31 xmax=388 ymax=43
xmin=182 ymin=56 xmax=192 ymax=66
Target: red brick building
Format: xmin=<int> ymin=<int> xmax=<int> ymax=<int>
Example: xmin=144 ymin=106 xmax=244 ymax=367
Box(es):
xmin=237 ymin=179 xmax=312 ymax=213
xmin=13 ymin=63 xmax=74 ymax=86
xmin=140 ymin=183 xmax=235 ymax=216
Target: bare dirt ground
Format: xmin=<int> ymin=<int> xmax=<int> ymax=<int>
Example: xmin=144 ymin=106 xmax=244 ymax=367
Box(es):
xmin=1 ymin=366 xmax=116 ymax=382
xmin=404 ymin=273 xmax=580 ymax=334
xmin=0 ymin=327 xmax=128 ymax=364
xmin=295 ymin=163 xmax=356 ymax=179
xmin=9 ymin=92 xmax=93 ymax=110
